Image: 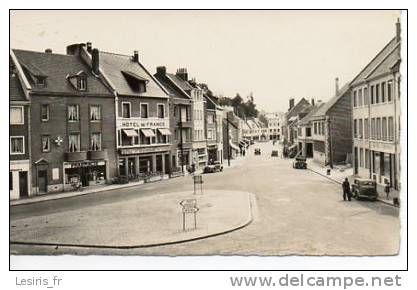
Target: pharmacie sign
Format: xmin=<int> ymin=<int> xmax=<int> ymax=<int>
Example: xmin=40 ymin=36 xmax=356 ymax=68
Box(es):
xmin=117 ymin=118 xmax=168 ymax=129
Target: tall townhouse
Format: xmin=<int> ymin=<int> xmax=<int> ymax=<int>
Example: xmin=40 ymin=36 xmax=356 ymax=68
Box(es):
xmin=298 ymin=103 xmax=324 ymax=159
xmin=350 ymin=21 xmax=401 ymax=190
xmin=154 ymin=66 xmax=193 ymax=173
xmin=266 ymin=112 xmax=283 ymax=141
xmin=203 ymin=91 xmax=219 ymax=163
xmin=9 ymin=58 xmax=31 ymax=199
xmin=285 ymin=98 xmax=311 ymax=145
xmin=12 ymin=47 xmax=117 ymax=195
xmin=222 ymin=110 xmax=241 ymax=160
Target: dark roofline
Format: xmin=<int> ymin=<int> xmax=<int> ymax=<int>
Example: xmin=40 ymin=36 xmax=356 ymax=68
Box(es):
xmin=349 ymin=37 xmax=397 ymax=86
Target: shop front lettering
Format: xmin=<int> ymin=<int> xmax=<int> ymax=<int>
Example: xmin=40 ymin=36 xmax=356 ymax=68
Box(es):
xmin=118 ymin=120 xmax=167 ymax=128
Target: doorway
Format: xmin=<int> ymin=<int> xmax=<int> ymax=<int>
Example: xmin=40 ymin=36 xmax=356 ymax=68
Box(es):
xmin=19 ymin=171 xmax=28 ymax=198
xmin=38 ymin=170 xmax=47 ymax=193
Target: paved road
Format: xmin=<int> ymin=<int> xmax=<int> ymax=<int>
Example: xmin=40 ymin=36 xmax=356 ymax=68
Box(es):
xmin=11 ymin=141 xmax=399 ymax=255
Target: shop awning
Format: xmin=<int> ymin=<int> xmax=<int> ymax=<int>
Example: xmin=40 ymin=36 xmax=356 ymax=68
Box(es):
xmin=141 ymin=129 xmax=156 ymax=138
xmin=158 ymin=128 xmax=172 ymax=135
xmin=229 ymin=140 xmax=240 ymax=151
xmin=123 ymin=129 xmax=138 ymax=137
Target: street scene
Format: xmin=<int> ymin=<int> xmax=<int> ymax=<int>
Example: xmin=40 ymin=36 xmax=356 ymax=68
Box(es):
xmin=10 ymin=11 xmax=403 ymax=258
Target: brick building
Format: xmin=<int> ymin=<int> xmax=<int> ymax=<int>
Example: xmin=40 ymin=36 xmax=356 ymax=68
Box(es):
xmin=12 ymin=48 xmax=117 ymax=195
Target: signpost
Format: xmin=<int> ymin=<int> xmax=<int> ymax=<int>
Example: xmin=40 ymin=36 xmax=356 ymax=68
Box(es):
xmin=180 ymin=199 xmax=199 ymax=231
xmin=193 ymin=174 xmax=203 ymax=195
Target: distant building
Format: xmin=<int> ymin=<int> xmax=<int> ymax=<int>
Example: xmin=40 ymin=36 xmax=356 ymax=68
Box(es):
xmin=265 ymin=112 xmax=284 ymax=141
xmin=284 ymin=98 xmax=311 ymax=144
xmin=350 ymin=20 xmax=401 ymax=190
xmin=223 ymin=110 xmax=241 ymax=160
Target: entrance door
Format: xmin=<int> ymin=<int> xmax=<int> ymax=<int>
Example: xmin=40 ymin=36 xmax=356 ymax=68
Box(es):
xmin=38 ymin=170 xmax=47 ymax=193
xmin=19 ymin=171 xmax=28 ymax=198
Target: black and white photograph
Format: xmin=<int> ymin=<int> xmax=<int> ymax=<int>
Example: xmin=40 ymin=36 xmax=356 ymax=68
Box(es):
xmin=6 ymin=7 xmax=411 ymax=286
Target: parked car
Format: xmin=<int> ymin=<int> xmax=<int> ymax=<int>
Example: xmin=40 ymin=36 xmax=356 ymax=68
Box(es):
xmin=271 ymin=150 xmax=278 ymax=157
xmin=203 ymin=161 xmax=223 ymax=173
xmin=254 ymin=148 xmax=261 ymax=155
xmin=293 ymin=156 xmax=307 ymax=169
xmin=352 ymin=178 xmax=378 ymax=200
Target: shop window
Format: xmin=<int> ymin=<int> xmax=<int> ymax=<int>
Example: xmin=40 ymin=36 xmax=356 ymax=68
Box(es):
xmin=90 ymin=105 xmax=101 ymax=121
xmin=10 ymin=136 xmax=24 ymax=154
xmin=10 ymin=106 xmax=24 ymax=124
xmin=68 ymin=105 xmax=79 ymax=121
xmin=42 ymin=135 xmax=50 ymax=152
xmin=68 ymin=133 xmax=80 ymax=152
xmin=90 ymin=133 xmax=102 ymax=151
xmin=122 ymin=102 xmax=131 ymax=118
xmin=41 ymin=104 xmax=49 ymax=121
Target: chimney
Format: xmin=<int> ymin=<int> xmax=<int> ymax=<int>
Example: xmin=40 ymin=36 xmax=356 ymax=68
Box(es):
xmin=176 ymin=68 xmax=188 ymax=81
xmin=92 ymin=48 xmax=100 ymax=76
xmin=289 ymin=98 xmax=295 ymax=111
xmin=156 ymin=66 xmax=166 ymax=76
xmin=86 ymin=42 xmax=92 ymax=53
xmin=66 ymin=43 xmax=86 ymax=55
xmin=311 ymin=98 xmax=315 ymax=106
xmin=396 ymin=18 xmax=401 ymax=42
xmin=45 ymin=48 xmax=52 ymax=53
xmin=133 ymin=50 xmax=139 ymax=62
xmin=335 ymin=77 xmax=339 ymax=95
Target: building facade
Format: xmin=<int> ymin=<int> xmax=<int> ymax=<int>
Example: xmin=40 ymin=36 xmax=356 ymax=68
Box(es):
xmin=12 ymin=47 xmax=118 ymax=195
xmin=351 ymin=22 xmax=401 ymax=190
xmin=265 ymin=112 xmax=283 ymax=141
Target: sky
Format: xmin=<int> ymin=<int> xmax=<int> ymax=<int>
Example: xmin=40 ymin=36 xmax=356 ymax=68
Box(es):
xmin=10 ymin=10 xmax=401 ymax=112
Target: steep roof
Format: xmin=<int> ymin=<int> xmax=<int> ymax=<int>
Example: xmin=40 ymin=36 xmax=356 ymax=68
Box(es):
xmin=287 ymin=98 xmax=311 ymax=119
xmin=311 ymin=83 xmax=350 ymax=119
xmin=166 ymin=73 xmax=194 ymax=92
xmin=12 ymin=49 xmax=111 ymax=96
xmin=99 ymin=51 xmax=168 ymax=98
xmin=10 ymin=74 xmax=26 ymax=101
xmin=350 ymin=37 xmax=400 ymax=86
xmin=154 ymin=73 xmax=191 ymax=100
xmin=298 ymin=103 xmax=326 ymax=125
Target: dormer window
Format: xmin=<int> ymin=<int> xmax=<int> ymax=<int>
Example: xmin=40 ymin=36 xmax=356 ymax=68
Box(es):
xmin=121 ymin=70 xmax=148 ymax=93
xmin=21 ymin=62 xmax=48 ymax=88
xmin=78 ymin=77 xmax=87 ymax=91
xmin=36 ymin=76 xmax=47 ymax=87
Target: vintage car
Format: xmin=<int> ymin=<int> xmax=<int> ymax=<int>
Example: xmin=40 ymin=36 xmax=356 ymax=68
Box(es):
xmin=203 ymin=161 xmax=223 ymax=173
xmin=254 ymin=148 xmax=261 ymax=155
xmin=293 ymin=156 xmax=307 ymax=169
xmin=352 ymin=178 xmax=378 ymax=200
xmin=271 ymin=150 xmax=279 ymax=157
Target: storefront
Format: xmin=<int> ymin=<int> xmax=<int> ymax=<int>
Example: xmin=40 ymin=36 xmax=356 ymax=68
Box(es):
xmin=64 ymin=160 xmax=107 ymax=190
xmin=10 ymin=160 xmax=30 ymax=200
xmin=207 ymin=145 xmax=218 ymax=163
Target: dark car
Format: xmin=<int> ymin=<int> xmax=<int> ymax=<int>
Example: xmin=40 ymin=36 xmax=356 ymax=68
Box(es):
xmin=203 ymin=161 xmax=223 ymax=173
xmin=352 ymin=178 xmax=378 ymax=200
xmin=293 ymin=156 xmax=307 ymax=169
xmin=271 ymin=150 xmax=278 ymax=157
xmin=254 ymin=148 xmax=261 ymax=155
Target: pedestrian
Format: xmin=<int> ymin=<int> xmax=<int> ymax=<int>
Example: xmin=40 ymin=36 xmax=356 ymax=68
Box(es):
xmin=342 ymin=178 xmax=351 ymax=201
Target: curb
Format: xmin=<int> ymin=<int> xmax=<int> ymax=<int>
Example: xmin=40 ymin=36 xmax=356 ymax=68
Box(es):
xmin=11 ymin=192 xmax=254 ymax=250
xmin=307 ymin=168 xmax=398 ymax=208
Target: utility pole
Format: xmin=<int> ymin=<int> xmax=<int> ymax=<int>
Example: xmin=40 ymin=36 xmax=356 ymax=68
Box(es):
xmin=226 ymin=114 xmax=231 ymax=167
xmin=327 ymin=116 xmax=333 ymax=169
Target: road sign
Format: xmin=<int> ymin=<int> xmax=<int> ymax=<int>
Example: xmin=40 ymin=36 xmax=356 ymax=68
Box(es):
xmin=180 ymin=199 xmax=199 ymax=231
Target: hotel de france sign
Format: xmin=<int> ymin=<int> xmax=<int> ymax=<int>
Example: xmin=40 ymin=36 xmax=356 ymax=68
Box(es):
xmin=117 ymin=118 xmax=169 ymax=129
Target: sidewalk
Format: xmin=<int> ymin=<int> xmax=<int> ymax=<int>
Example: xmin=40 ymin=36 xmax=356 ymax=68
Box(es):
xmin=306 ymin=160 xmax=400 ymax=206
xmin=11 ymin=190 xmax=253 ymax=248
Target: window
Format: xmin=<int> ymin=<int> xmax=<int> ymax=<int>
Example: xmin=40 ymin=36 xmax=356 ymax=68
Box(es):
xmin=10 ymin=136 xmax=24 ymax=154
xmin=122 ymin=103 xmax=131 ymax=118
xmin=10 ymin=106 xmax=24 ymax=124
xmin=140 ymin=131 xmax=151 ymax=145
xmin=10 ymin=172 xmax=13 ymax=190
xmin=68 ymin=133 xmax=80 ymax=152
xmin=306 ymin=127 xmax=311 ymax=137
xmin=370 ymin=85 xmax=374 ymax=104
xmin=41 ymin=135 xmax=50 ymax=152
xmin=358 ymin=89 xmax=363 ymax=106
xmin=364 ymin=118 xmax=369 ymax=139
xmin=381 ymin=82 xmax=386 ymax=102
xmin=354 ymin=119 xmax=357 ymax=138
xmin=382 ymin=117 xmax=387 ymax=141
xmin=90 ymin=105 xmax=101 ymax=121
xmin=353 ymin=90 xmax=357 ymax=107
xmin=140 ymin=103 xmax=148 ymax=118
xmin=157 ymin=104 xmax=165 ymax=118
xmin=364 ymin=87 xmax=369 ymax=105
xmin=387 ymin=80 xmax=393 ymax=102
xmin=90 ymin=133 xmax=102 ymax=151
xmin=375 ymin=84 xmax=380 ymax=103
xmin=207 ymin=130 xmax=214 ymax=140
xmin=388 ymin=117 xmax=394 ymax=141
xmin=376 ymin=118 xmax=381 ymax=140
xmin=68 ymin=105 xmax=79 ymax=121
xmin=365 ymin=149 xmax=370 ymax=169
xmin=41 ymin=104 xmax=49 ymax=121
xmin=371 ymin=118 xmax=375 ymax=139
xmin=207 ymin=114 xmax=215 ymax=124
xmin=359 ymin=148 xmax=363 ymax=167
xmin=78 ymin=77 xmax=87 ymax=91
xmin=359 ymin=119 xmax=363 ymax=139
xmin=314 ymin=123 xmax=317 ymax=134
